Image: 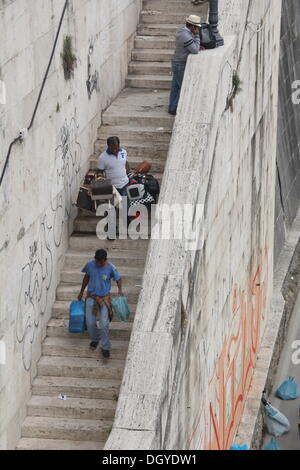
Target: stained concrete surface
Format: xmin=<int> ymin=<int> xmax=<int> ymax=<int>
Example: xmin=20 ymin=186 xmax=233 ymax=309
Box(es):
xmin=262 ymin=290 xmax=300 ymax=450
xmin=275 ymin=0 xmax=300 ymax=263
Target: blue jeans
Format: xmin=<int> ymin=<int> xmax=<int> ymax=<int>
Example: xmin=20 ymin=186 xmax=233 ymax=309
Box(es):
xmin=85 ymin=298 xmax=110 ymax=351
xmin=117 ymin=184 xmax=129 ymax=197
xmin=168 ymin=63 xmax=186 ymax=114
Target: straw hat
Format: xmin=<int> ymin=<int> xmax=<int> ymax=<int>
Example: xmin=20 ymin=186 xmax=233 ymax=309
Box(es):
xmin=186 ymin=15 xmax=202 ymax=26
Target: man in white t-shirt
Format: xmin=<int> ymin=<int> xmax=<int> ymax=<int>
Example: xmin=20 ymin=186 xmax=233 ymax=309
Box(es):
xmin=97 ymin=136 xmax=130 ymax=196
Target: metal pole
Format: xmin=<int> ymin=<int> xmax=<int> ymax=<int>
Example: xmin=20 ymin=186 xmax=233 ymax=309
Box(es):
xmin=209 ymin=0 xmax=224 ymax=46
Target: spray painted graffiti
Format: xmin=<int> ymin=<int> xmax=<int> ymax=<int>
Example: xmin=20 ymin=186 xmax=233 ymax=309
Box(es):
xmin=187 ymin=247 xmax=269 ymax=450
xmin=16 ymin=216 xmax=53 ymax=371
xmin=86 ymin=41 xmax=99 ymax=99
xmin=17 ymin=116 xmax=82 ymax=371
xmin=51 ymin=116 xmax=82 ymax=247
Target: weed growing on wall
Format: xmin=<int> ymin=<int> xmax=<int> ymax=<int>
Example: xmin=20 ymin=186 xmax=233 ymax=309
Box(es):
xmin=226 ymin=71 xmax=243 ymax=112
xmin=61 ymin=36 xmax=77 ymax=80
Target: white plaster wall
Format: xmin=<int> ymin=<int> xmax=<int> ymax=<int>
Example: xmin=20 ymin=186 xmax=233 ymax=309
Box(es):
xmin=0 ymin=0 xmax=141 ymax=449
xmin=105 ymin=0 xmax=282 ymax=450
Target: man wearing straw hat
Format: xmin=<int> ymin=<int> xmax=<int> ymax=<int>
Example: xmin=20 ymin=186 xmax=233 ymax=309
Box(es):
xmin=168 ymin=14 xmax=201 ymax=116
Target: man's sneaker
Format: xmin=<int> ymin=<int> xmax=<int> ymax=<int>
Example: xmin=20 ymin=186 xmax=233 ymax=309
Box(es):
xmin=101 ymin=349 xmax=110 ymax=359
xmin=90 ymin=341 xmax=99 ymax=351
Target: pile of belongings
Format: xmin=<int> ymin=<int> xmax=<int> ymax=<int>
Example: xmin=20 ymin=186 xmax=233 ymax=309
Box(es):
xmin=76 ymin=171 xmax=120 ymax=214
xmin=76 ymin=161 xmax=160 ymax=214
xmin=127 ymin=161 xmax=160 ymax=209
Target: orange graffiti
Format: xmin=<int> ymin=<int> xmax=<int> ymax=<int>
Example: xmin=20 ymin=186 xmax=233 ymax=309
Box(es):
xmin=187 ymin=247 xmax=269 ymax=450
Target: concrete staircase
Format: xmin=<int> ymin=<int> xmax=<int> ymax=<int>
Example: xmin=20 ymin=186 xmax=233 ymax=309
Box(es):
xmin=16 ymin=0 xmax=207 ymax=451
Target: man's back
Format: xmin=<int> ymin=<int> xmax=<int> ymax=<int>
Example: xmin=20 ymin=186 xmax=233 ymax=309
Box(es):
xmin=172 ymin=26 xmax=200 ymax=64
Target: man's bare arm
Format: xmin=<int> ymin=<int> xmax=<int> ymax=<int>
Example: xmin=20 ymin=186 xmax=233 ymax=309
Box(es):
xmin=78 ymin=274 xmax=90 ymax=300
xmin=116 ymin=278 xmax=124 ymax=297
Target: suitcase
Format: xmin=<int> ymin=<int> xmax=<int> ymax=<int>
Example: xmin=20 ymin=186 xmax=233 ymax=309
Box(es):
xmin=69 ymin=301 xmax=86 ymax=333
xmin=76 ymin=186 xmax=95 ymax=213
xmin=91 ymin=179 xmax=113 ymax=196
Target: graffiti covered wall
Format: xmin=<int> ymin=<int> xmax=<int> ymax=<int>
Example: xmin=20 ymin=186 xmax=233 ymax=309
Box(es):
xmin=187 ymin=249 xmax=269 ymax=449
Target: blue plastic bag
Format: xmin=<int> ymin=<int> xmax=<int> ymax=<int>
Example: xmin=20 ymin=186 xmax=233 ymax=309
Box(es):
xmin=229 ymin=445 xmax=249 ymax=450
xmin=264 ymin=403 xmax=290 ymax=436
xmin=69 ymin=300 xmax=86 ymax=333
xmin=275 ymin=377 xmax=300 ymax=400
xmin=263 ymin=438 xmax=281 ymax=450
xmin=111 ymin=296 xmax=131 ymax=322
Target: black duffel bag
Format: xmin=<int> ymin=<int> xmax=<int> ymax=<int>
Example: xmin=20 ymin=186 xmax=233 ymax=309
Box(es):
xmin=200 ymin=23 xmax=217 ymax=49
xmin=91 ymin=179 xmax=113 ymax=196
xmin=144 ymin=175 xmax=160 ymax=199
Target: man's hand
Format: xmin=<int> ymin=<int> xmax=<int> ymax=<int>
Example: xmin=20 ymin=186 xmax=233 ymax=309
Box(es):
xmin=118 ymin=291 xmax=124 ymax=297
xmin=191 ymin=25 xmax=200 ymax=35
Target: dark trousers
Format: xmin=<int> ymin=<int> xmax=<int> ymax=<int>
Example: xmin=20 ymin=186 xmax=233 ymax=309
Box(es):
xmin=168 ymin=62 xmax=186 ymax=114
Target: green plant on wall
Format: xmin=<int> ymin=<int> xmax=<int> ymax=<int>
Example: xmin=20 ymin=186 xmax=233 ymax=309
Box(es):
xmin=226 ymin=71 xmax=243 ymax=112
xmin=61 ymin=36 xmax=77 ymax=80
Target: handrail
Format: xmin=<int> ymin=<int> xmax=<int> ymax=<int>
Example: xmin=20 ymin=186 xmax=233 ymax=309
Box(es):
xmin=0 ymin=0 xmax=69 ymax=188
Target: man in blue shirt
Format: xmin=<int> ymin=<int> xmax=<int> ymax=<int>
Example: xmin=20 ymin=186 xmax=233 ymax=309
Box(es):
xmin=78 ymin=249 xmax=124 ymax=358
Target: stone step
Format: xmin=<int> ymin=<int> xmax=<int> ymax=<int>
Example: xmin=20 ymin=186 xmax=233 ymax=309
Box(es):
xmin=32 ymin=376 xmax=121 ymax=401
xmin=37 ymin=355 xmax=126 ymax=380
xmin=21 ymin=416 xmax=112 ymax=442
xmin=142 ymin=0 xmax=208 ymax=14
xmin=135 ymin=36 xmax=175 ymax=50
xmin=74 ymin=215 xmax=156 ymax=234
xmin=27 ymin=395 xmax=117 ymax=421
xmin=64 ymin=250 xmax=146 ymax=269
xmin=60 ymin=269 xmax=143 ymax=286
xmin=56 ymin=284 xmax=141 ymax=303
xmin=102 ymin=110 xmax=173 ymax=127
xmin=65 ymin=247 xmax=147 ymax=260
xmin=138 ymin=23 xmax=181 ymax=37
xmin=141 ymin=11 xmax=195 ymax=24
xmin=98 ymin=125 xmax=172 ymax=143
xmin=46 ymin=319 xmax=132 ymax=341
xmin=42 ymin=337 xmax=130 ymax=360
xmin=69 ymin=234 xmax=149 ymax=252
xmin=90 ymin=154 xmax=166 ymax=173
xmin=16 ymin=438 xmax=104 ymax=451
xmin=132 ymin=48 xmax=173 ymax=62
xmin=129 ymin=61 xmax=171 ymax=76
xmin=101 ymin=87 xmax=169 ymax=108
xmin=125 ymin=74 xmax=171 ymax=89
xmin=52 ymin=300 xmax=137 ymax=319
xmin=94 ymin=140 xmax=169 ymax=160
